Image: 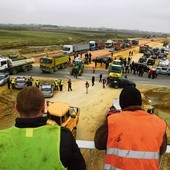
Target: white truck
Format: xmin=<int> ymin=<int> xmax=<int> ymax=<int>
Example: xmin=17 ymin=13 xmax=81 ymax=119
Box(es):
xmin=0 ymin=56 xmax=35 ymax=74
xmin=105 ymin=39 xmax=114 ymax=48
xmin=63 ymin=44 xmax=89 ymax=55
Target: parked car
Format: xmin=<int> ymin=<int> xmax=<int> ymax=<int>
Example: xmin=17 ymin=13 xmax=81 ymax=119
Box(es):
xmin=109 ymin=48 xmax=115 ymax=52
xmin=109 ymin=78 xmax=136 ymax=89
xmin=41 ymin=82 xmax=54 ymax=98
xmin=147 ymin=58 xmax=155 ymax=65
xmin=158 ymin=58 xmax=169 ymax=67
xmin=0 ymin=72 xmax=9 ymax=86
xmin=14 ymin=77 xmax=27 ymax=89
xmin=138 ymin=56 xmax=147 ymax=63
xmin=156 ymin=67 xmax=170 ymax=75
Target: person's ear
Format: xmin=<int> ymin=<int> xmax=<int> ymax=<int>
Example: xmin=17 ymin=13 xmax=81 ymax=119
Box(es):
xmin=41 ymin=103 xmax=45 ymax=114
xmin=15 ymin=102 xmax=18 ymax=112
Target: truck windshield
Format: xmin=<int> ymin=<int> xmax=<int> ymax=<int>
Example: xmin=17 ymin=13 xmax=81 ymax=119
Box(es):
xmin=40 ymin=58 xmax=52 ymax=64
xmin=110 ymin=66 xmax=122 ymax=73
xmin=63 ymin=47 xmax=70 ymax=51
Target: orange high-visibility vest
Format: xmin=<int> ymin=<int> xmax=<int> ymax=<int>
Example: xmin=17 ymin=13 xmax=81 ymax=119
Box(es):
xmin=104 ymin=110 xmax=166 ymax=170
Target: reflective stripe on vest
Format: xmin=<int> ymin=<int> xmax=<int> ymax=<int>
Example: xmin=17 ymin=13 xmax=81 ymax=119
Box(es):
xmin=106 ymin=147 xmax=159 ymax=159
xmin=104 ymin=163 xmax=121 ymax=170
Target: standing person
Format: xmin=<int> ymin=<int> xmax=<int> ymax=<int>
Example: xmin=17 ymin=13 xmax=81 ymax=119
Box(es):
xmin=35 ymin=79 xmax=40 ymax=88
xmin=0 ymin=86 xmax=86 ymax=170
xmin=11 ymin=77 xmax=15 ymax=89
xmin=85 ymin=81 xmax=89 ymax=94
xmin=148 ymin=69 xmax=152 ymax=78
xmin=74 ymin=69 xmax=78 ymax=78
xmin=92 ymin=67 xmax=96 ymax=74
xmin=67 ymin=79 xmax=73 ymax=91
xmin=54 ymin=79 xmax=59 ymax=91
xmin=129 ymin=51 xmax=131 ymax=56
xmin=105 ymin=61 xmax=109 ymax=70
xmin=92 ymin=76 xmax=95 ymax=86
xmin=99 ymin=73 xmax=102 ymax=82
xmin=94 ymin=86 xmax=167 ymax=170
xmin=111 ymin=52 xmax=113 ymax=58
xmin=59 ymin=79 xmax=63 ymax=91
xmin=27 ymin=78 xmax=32 ymax=86
xmin=106 ymin=76 xmax=110 ymax=85
xmin=29 ymin=76 xmax=34 ymax=83
xmin=102 ymin=78 xmax=106 ymax=88
xmin=89 ymin=53 xmax=92 ymax=64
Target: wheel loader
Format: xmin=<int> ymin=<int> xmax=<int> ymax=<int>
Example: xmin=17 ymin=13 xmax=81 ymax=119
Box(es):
xmin=45 ymin=101 xmax=80 ymax=138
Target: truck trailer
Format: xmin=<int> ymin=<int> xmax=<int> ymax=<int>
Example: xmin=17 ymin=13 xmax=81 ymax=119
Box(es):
xmin=63 ymin=44 xmax=89 ymax=56
xmin=0 ymin=56 xmax=34 ymax=75
xmin=40 ymin=55 xmax=69 ymax=73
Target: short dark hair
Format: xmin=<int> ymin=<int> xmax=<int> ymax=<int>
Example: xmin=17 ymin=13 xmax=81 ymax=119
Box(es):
xmin=16 ymin=86 xmax=44 ymax=115
xmin=119 ymin=86 xmax=142 ymax=109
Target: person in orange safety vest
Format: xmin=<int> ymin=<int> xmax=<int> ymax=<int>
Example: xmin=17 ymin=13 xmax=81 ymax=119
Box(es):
xmin=94 ymin=86 xmax=167 ymax=170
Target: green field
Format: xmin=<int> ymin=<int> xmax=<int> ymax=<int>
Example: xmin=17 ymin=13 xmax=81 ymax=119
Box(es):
xmin=0 ymin=25 xmax=142 ymax=55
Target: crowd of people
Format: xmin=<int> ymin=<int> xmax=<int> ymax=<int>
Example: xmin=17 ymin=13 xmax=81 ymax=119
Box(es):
xmin=1 ymin=50 xmax=168 ymax=169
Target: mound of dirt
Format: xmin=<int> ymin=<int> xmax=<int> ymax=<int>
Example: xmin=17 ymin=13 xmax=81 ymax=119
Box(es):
xmin=0 ymin=87 xmax=19 ymax=129
xmin=143 ymin=87 xmax=170 ymax=112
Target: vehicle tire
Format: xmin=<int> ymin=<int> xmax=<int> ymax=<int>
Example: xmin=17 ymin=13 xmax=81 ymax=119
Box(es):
xmin=61 ymin=64 xmax=64 ymax=69
xmin=50 ymin=68 xmax=54 ymax=73
xmin=28 ymin=65 xmax=32 ymax=71
xmin=72 ymin=128 xmax=77 ymax=139
xmin=12 ymin=69 xmax=17 ymax=75
xmin=64 ymin=63 xmax=67 ymax=68
xmin=23 ymin=67 xmax=28 ymax=72
xmin=114 ymin=84 xmax=119 ymax=89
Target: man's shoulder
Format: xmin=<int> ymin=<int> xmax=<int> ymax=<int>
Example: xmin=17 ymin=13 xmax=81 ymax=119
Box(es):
xmin=60 ymin=126 xmax=73 ymax=135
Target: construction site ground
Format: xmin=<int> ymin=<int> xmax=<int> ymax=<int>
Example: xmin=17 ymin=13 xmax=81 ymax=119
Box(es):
xmin=0 ymin=38 xmax=170 ymax=169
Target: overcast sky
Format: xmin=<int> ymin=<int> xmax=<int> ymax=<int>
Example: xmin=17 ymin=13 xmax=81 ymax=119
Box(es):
xmin=0 ymin=0 xmax=170 ymax=33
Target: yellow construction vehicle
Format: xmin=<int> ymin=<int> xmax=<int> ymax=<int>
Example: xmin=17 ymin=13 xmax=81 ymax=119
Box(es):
xmin=45 ymin=101 xmax=80 ymax=138
xmin=40 ymin=55 xmax=69 ymax=73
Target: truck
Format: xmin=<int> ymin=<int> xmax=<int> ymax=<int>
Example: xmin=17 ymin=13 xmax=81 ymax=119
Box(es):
xmin=89 ymin=41 xmax=105 ymax=50
xmin=63 ymin=44 xmax=89 ymax=56
xmin=0 ymin=56 xmax=34 ymax=75
xmin=113 ymin=41 xmax=123 ymax=50
xmin=70 ymin=57 xmax=84 ymax=76
xmin=105 ymin=39 xmax=113 ymax=48
xmin=108 ymin=64 xmax=123 ymax=82
xmin=40 ymin=55 xmax=69 ymax=73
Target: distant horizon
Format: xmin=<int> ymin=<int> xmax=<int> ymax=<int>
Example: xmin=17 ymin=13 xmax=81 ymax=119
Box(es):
xmin=0 ymin=23 xmax=169 ymax=35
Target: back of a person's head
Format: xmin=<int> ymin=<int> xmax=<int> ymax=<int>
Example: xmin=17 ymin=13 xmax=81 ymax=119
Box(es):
xmin=16 ymin=86 xmax=44 ymax=115
xmin=119 ymin=86 xmax=142 ymax=110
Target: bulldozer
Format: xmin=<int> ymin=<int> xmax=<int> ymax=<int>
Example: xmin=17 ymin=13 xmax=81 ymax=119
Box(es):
xmin=70 ymin=57 xmax=84 ymax=76
xmin=45 ymin=101 xmax=80 ymax=138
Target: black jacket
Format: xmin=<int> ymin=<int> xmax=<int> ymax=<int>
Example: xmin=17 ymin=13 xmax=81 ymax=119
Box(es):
xmin=15 ymin=117 xmax=86 ymax=170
